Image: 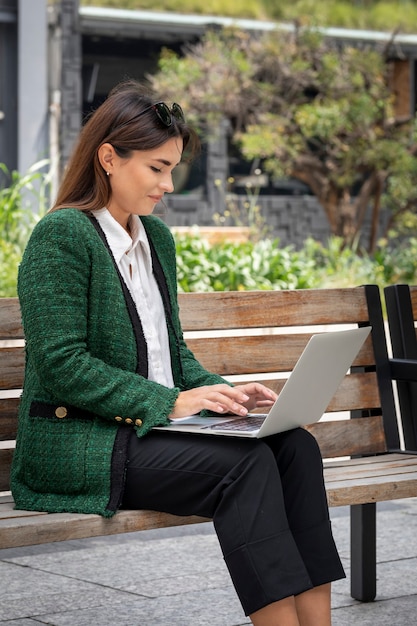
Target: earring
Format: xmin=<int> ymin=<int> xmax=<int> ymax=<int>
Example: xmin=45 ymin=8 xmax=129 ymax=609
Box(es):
xmin=106 ymin=171 xmax=110 ymax=177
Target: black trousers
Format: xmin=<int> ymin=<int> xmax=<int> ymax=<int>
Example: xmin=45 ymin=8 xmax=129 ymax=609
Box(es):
xmin=121 ymin=427 xmax=345 ymax=616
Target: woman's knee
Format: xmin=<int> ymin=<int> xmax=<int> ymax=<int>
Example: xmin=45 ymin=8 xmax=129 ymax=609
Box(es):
xmin=283 ymin=427 xmax=320 ymax=455
xmin=224 ymin=439 xmax=280 ymax=486
xmin=269 ymin=428 xmax=324 ymax=477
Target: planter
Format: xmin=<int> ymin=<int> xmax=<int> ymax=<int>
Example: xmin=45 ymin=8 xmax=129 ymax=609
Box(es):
xmin=172 ymin=226 xmax=251 ymax=245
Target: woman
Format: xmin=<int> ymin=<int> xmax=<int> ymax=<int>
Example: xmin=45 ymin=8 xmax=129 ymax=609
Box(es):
xmin=11 ymin=80 xmax=345 ymax=625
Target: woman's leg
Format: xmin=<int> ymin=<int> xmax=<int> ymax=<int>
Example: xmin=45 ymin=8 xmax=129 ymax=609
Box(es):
xmin=248 ymin=428 xmax=339 ymax=626
xmin=265 ymin=428 xmax=345 ymax=590
xmin=295 ymin=583 xmax=331 ymax=626
xmin=250 ymin=596 xmax=301 ymax=626
xmin=122 ymin=430 xmax=313 ymax=615
xmin=257 ymin=428 xmax=344 ymax=626
xmin=249 ymin=583 xmax=331 ymax=626
xmin=121 ymin=429 xmax=344 ymax=619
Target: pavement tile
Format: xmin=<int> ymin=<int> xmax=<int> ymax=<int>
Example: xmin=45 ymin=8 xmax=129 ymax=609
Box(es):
xmin=0 ymin=563 xmax=126 ymax=621
xmin=18 ymin=588 xmax=251 ymax=626
xmin=0 ymin=621 xmax=47 ymax=625
xmin=3 ymin=534 xmax=230 ymax=596
xmin=332 ymin=594 xmax=417 ymax=626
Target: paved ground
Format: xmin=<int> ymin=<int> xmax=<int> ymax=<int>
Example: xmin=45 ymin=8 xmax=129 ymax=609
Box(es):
xmin=1 ymin=497 xmax=416 ymax=625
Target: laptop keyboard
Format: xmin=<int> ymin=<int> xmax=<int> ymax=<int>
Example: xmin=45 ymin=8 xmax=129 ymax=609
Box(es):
xmin=209 ymin=415 xmax=267 ymax=432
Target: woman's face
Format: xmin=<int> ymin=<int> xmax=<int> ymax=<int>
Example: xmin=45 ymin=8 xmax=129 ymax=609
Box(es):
xmin=103 ymin=136 xmax=184 ymax=229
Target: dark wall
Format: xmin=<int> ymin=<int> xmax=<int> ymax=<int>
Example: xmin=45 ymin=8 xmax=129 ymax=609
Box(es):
xmin=0 ymin=0 xmax=17 ymax=180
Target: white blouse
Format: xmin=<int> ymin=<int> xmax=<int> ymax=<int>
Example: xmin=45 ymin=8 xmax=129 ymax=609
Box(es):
xmin=94 ymin=208 xmax=174 ymax=388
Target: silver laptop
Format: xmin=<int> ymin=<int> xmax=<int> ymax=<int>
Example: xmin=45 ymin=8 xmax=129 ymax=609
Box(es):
xmin=154 ymin=326 xmax=371 ymax=438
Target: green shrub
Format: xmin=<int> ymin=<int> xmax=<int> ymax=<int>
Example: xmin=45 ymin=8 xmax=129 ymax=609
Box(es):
xmin=302 ymin=236 xmax=383 ymax=288
xmin=372 ymin=237 xmax=417 ymax=285
xmin=0 ymin=241 xmax=23 ymax=298
xmin=175 ymin=233 xmax=321 ymax=291
xmin=0 ymin=161 xmax=50 ymax=297
xmin=175 ymin=231 xmax=417 ymax=293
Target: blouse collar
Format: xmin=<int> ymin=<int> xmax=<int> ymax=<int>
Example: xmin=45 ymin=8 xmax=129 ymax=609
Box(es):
xmin=93 ymin=208 xmax=151 ymax=267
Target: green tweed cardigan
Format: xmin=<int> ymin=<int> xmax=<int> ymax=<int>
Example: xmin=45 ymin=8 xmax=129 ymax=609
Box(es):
xmin=11 ymin=208 xmax=226 ymax=517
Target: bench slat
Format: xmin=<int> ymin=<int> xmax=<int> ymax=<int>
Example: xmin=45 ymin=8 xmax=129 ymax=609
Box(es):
xmin=178 ymin=289 xmax=370 ymax=331
xmin=329 ymin=371 xmax=380 ymax=411
xmin=325 ymin=469 xmax=417 ymax=507
xmin=324 ymin=456 xmax=417 ymax=480
xmin=0 ymin=507 xmax=210 ymax=549
xmin=0 ymin=299 xmax=23 ymax=340
xmin=0 ymin=398 xmax=21 ymax=440
xmin=326 ymin=477 xmax=417 ymax=506
xmin=306 ymin=416 xmax=387 ymax=458
xmin=0 ymin=347 xmax=25 ymax=389
xmin=0 ymin=448 xmax=14 ymax=491
xmin=324 ymin=453 xmax=417 ymax=505
xmin=185 ymin=334 xmax=374 ymax=375
xmin=409 ymin=285 xmax=417 ymax=317
xmin=0 ymin=501 xmax=49 ymax=520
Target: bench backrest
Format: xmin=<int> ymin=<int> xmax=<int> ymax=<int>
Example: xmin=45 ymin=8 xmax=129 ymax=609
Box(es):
xmin=385 ymin=283 xmax=417 ymax=450
xmin=0 ymin=286 xmax=400 ymax=492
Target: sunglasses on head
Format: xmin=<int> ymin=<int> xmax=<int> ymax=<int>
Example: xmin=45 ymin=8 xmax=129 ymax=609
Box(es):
xmin=115 ymin=102 xmax=185 ymax=131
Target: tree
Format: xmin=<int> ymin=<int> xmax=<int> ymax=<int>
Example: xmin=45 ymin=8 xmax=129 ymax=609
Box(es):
xmin=150 ymin=26 xmax=417 ymax=251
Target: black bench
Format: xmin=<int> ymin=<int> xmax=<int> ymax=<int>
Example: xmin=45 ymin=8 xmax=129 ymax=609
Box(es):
xmin=385 ymin=283 xmax=417 ymax=450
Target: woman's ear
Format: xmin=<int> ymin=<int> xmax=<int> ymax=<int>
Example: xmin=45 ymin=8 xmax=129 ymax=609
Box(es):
xmin=98 ymin=143 xmax=116 ymax=175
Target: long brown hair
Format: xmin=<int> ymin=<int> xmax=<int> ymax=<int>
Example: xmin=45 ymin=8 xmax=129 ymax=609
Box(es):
xmin=51 ymin=80 xmax=199 ymax=212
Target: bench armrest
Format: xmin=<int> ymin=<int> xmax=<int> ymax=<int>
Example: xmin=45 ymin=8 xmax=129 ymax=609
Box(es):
xmin=389 ymin=358 xmax=417 ymax=381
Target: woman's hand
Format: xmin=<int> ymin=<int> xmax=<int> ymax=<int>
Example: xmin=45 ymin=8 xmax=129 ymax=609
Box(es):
xmin=169 ymin=382 xmax=277 ymax=420
xmin=234 ymin=382 xmax=277 ymax=411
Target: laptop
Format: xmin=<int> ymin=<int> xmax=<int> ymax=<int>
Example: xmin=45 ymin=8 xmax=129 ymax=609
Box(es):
xmin=154 ymin=326 xmax=371 ymax=438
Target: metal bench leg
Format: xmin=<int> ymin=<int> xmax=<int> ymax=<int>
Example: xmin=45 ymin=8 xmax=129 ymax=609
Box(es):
xmin=350 ymin=503 xmax=376 ymax=601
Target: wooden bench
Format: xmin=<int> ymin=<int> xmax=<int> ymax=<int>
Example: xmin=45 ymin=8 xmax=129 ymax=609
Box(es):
xmin=385 ymin=283 xmax=417 ymax=451
xmin=2 ymin=286 xmax=417 ymax=603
